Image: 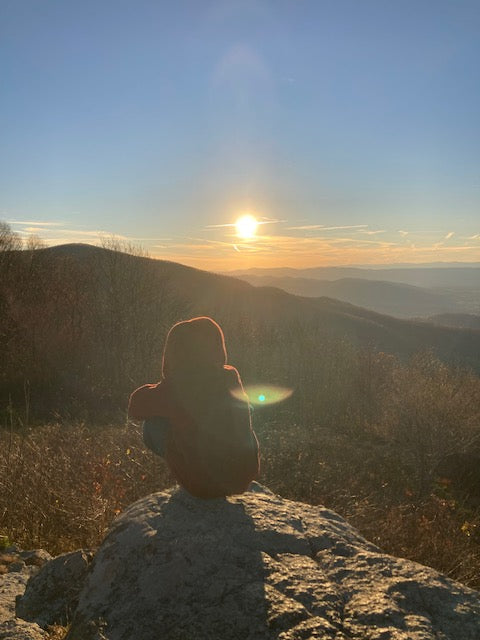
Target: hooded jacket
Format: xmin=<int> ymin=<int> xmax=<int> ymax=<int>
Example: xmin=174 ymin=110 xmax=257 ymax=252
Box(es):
xmin=128 ymin=317 xmax=259 ymax=498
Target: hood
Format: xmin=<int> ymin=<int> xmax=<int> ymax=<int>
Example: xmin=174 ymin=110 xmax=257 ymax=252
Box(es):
xmin=162 ymin=316 xmax=228 ymax=378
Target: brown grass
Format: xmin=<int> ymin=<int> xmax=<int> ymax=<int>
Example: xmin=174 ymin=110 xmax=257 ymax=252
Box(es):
xmin=0 ymin=423 xmax=171 ymax=554
xmin=45 ymin=625 xmax=69 ymax=640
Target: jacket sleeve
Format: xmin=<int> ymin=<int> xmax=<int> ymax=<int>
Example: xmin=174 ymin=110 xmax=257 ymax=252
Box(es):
xmin=128 ymin=383 xmax=166 ymax=420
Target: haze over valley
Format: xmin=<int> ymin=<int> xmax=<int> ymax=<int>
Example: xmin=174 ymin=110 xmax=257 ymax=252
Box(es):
xmin=226 ymin=264 xmax=480 ymax=320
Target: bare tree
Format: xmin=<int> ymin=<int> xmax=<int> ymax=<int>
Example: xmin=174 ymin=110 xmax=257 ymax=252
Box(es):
xmin=0 ymin=221 xmax=22 ymax=273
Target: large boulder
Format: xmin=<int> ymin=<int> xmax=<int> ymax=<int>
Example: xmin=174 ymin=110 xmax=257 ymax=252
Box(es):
xmin=19 ymin=485 xmax=480 ymax=639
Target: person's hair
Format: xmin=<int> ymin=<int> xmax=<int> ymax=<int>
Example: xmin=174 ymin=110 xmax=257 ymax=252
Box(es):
xmin=161 ymin=317 xmax=230 ymax=417
xmin=162 ymin=316 xmax=227 ymax=377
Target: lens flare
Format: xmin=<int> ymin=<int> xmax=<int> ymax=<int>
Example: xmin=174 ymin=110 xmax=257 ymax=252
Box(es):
xmin=231 ymin=384 xmax=293 ymax=407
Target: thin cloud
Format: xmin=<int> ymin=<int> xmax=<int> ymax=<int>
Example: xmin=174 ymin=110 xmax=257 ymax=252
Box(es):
xmin=22 ymin=227 xmax=52 ymax=234
xmin=286 ymin=224 xmax=368 ymax=232
xmin=259 ymin=217 xmax=286 ymax=224
xmin=359 ymin=229 xmax=386 ymax=235
xmin=20 ymin=226 xmax=127 ymax=240
xmin=328 ymin=237 xmax=397 ymax=246
xmin=321 ymin=225 xmax=369 ymax=231
xmin=11 ymin=222 xmax=131 ymax=245
xmin=398 ymin=230 xmax=409 ymax=236
xmin=444 ymin=231 xmax=455 ymax=240
xmin=285 ymin=224 xmax=324 ymax=231
xmin=45 ymin=232 xmax=131 ymax=244
xmin=193 ymin=237 xmax=237 ymax=248
xmin=8 ymin=220 xmax=63 ymax=227
xmin=69 ymin=229 xmax=130 ymax=240
xmin=206 ymin=223 xmax=237 ymax=229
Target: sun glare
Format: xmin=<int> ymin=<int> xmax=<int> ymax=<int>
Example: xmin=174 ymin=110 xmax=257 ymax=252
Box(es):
xmin=235 ymin=214 xmax=258 ymax=239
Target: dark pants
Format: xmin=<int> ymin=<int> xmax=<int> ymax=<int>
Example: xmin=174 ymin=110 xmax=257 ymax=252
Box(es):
xmin=143 ymin=416 xmax=170 ymax=457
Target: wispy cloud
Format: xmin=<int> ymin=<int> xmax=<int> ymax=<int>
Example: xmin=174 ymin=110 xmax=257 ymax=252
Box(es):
xmin=444 ymin=231 xmax=455 ymax=240
xmin=54 ymin=229 xmax=130 ymax=240
xmin=206 ymin=223 xmax=238 ymax=229
xmin=189 ymin=237 xmax=237 ymax=248
xmin=286 ymin=224 xmax=368 ymax=232
xmin=8 ymin=219 xmax=132 ymax=245
xmin=284 ymin=224 xmax=323 ymax=231
xmin=8 ymin=220 xmax=63 ymax=227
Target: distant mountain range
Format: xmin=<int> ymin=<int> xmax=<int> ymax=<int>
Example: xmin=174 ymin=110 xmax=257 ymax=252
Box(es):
xmin=39 ymin=244 xmax=480 ymax=372
xmin=224 ymin=273 xmax=480 ymax=319
xmin=226 ymin=264 xmax=480 ymax=289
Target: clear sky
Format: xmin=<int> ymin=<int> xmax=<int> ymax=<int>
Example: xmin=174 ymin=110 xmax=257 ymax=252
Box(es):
xmin=2 ymin=0 xmax=479 ymax=270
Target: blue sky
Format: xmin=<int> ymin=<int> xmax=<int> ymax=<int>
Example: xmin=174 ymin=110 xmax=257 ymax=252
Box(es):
xmin=1 ymin=0 xmax=479 ymax=269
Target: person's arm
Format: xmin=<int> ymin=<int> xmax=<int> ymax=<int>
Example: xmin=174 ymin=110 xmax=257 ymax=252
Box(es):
xmin=143 ymin=416 xmax=170 ymax=457
xmin=129 ymin=384 xmax=171 ymax=457
xmin=128 ymin=383 xmax=163 ymax=420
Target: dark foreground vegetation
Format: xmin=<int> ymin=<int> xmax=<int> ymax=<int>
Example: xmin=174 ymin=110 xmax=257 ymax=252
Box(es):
xmin=1 ymin=223 xmax=480 ymax=590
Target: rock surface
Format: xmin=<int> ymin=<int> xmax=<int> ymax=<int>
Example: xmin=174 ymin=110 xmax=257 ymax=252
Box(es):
xmin=0 ymin=558 xmax=45 ymax=639
xmin=0 ymin=619 xmax=45 ymax=640
xmin=41 ymin=483 xmax=480 ymax=640
xmin=16 ymin=550 xmax=94 ymax=628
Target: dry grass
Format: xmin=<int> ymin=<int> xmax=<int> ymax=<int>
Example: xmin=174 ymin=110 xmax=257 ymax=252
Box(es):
xmin=0 ymin=422 xmax=171 ymax=554
xmin=45 ymin=625 xmax=69 ymax=640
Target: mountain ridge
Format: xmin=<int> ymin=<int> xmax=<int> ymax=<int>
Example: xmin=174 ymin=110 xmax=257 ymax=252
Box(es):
xmin=228 ymin=272 xmax=479 ymax=318
xmin=30 ymin=243 xmax=480 ymax=373
xmin=225 ymin=264 xmax=480 ymax=288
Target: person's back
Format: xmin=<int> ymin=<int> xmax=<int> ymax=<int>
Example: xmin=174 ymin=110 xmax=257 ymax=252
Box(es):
xmin=128 ymin=316 xmax=259 ymax=498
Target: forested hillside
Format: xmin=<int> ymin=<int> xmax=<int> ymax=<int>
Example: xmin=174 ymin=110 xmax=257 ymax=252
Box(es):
xmin=1 ymin=241 xmax=480 ymax=421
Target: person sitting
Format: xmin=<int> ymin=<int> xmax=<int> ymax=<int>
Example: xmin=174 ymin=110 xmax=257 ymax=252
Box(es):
xmin=128 ymin=316 xmax=259 ymax=498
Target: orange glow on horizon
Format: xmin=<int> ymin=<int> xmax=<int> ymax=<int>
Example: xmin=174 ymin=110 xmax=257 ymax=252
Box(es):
xmin=149 ymin=242 xmax=480 ymax=272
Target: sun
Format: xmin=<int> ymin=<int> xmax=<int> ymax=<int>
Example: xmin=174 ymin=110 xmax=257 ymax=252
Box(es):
xmin=235 ymin=214 xmax=258 ymax=239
